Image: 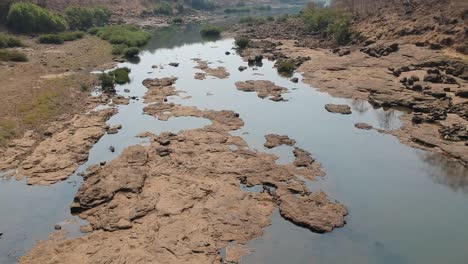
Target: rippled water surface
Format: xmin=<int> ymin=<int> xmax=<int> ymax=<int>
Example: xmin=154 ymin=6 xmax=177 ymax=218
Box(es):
xmin=1 ymin=21 xmax=468 ymax=264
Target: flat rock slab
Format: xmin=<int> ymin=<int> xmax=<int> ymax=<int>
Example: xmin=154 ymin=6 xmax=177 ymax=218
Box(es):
xmin=325 ymin=104 xmax=352 ymax=115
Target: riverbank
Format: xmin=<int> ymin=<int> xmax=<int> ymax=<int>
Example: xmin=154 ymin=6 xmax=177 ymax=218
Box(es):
xmin=230 ymin=2 xmax=468 ymax=165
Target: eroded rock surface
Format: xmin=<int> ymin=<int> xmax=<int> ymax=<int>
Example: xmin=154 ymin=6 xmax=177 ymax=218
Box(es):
xmin=325 ymin=104 xmax=352 ymax=115
xmin=192 ymin=58 xmax=230 ymax=80
xmin=20 ymin=77 xmax=347 ymax=263
xmin=264 ymin=134 xmax=296 ymax=148
xmin=235 ymin=80 xmax=288 ymax=102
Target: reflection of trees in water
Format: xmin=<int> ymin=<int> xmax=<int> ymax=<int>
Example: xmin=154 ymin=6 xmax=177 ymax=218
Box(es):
xmin=376 ymin=109 xmax=400 ymax=131
xmin=351 ymin=99 xmax=369 ymax=113
xmin=420 ymin=153 xmax=468 ymax=193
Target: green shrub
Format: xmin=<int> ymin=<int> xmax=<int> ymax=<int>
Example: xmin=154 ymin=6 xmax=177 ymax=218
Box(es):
xmin=235 ymin=36 xmax=249 ymax=49
xmin=154 ymin=1 xmax=173 ymax=15
xmin=98 ymin=72 xmax=115 ymax=92
xmin=302 ymin=6 xmax=352 ymax=44
xmin=109 ymin=67 xmax=131 ymax=84
xmin=200 ymin=24 xmax=222 ymax=37
xmin=266 ymin=16 xmax=275 ymax=22
xmin=239 ymin=16 xmax=265 ymax=26
xmin=123 ymin=47 xmax=140 ymax=58
xmin=38 ymin=34 xmax=64 ymax=44
xmin=87 ymin=27 xmax=100 ymax=35
xmin=65 ymin=6 xmax=111 ymax=30
xmin=0 ymin=49 xmax=28 ymax=62
xmin=277 ymin=14 xmax=289 ymax=22
xmin=95 ymin=25 xmax=151 ymax=47
xmin=172 ymin=17 xmax=183 ymax=24
xmin=0 ymin=33 xmax=23 ymax=48
xmin=60 ymin=31 xmax=85 ymax=41
xmin=224 ymin=7 xmax=250 ymax=13
xmin=112 ymin=44 xmax=127 ymax=55
xmin=7 ymin=2 xmax=67 ymax=33
xmin=253 ymin=5 xmax=272 ymax=11
xmin=276 ymin=60 xmax=296 ymax=76
xmin=175 ymin=1 xmax=184 ymax=13
xmin=191 ymin=0 xmax=215 ymax=10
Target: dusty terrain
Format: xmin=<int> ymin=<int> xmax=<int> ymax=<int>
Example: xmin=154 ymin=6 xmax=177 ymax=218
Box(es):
xmin=0 ymin=36 xmax=114 ymax=145
xmin=19 ymin=77 xmax=347 ymax=263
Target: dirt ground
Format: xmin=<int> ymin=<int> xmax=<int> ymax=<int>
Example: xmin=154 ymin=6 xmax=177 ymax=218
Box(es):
xmin=0 ymin=35 xmax=114 ymax=145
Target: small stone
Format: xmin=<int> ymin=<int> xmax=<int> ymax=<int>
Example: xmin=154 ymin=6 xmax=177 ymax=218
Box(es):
xmin=290 ymin=77 xmax=299 ymax=83
xmin=169 ymin=62 xmax=179 ymax=67
xmin=54 ymin=224 xmax=62 ymax=230
xmin=109 ymin=146 xmax=115 ymax=152
xmin=325 ymin=104 xmax=352 ymax=115
xmin=100 ymin=161 xmax=106 ymax=166
xmin=151 ymin=65 xmax=158 ymax=69
xmin=238 ymin=66 xmax=247 ymax=72
xmin=80 ymin=225 xmax=93 ymax=233
xmin=354 ymin=123 xmax=373 ymax=130
xmin=124 ymin=89 xmax=130 ymax=93
xmin=225 ymin=51 xmax=231 ymax=55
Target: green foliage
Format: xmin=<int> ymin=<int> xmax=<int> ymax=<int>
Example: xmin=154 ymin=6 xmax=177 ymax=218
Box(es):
xmin=22 ymin=91 xmax=60 ymax=125
xmin=123 ymin=47 xmax=140 ymax=58
xmin=235 ymin=36 xmax=249 ymax=49
xmin=175 ymin=1 xmax=185 ymax=13
xmin=276 ymin=60 xmax=296 ymax=76
xmin=7 ymin=2 xmax=67 ymax=33
xmin=38 ymin=34 xmax=64 ymax=44
xmin=200 ymin=24 xmax=222 ymax=37
xmin=110 ymin=67 xmax=131 ymax=84
xmin=0 ymin=49 xmax=28 ymax=62
xmin=111 ymin=44 xmax=127 ymax=55
xmin=172 ymin=17 xmax=183 ymax=24
xmin=154 ymin=1 xmax=173 ymax=15
xmin=224 ymin=7 xmax=250 ymax=13
xmin=277 ymin=14 xmax=289 ymax=22
xmin=266 ymin=16 xmax=275 ymax=22
xmin=60 ymin=31 xmax=85 ymax=41
xmin=0 ymin=120 xmax=16 ymax=145
xmin=98 ymin=67 xmax=131 ymax=92
xmin=302 ymin=6 xmax=352 ymax=44
xmin=64 ymin=6 xmax=111 ymax=30
xmin=38 ymin=31 xmax=84 ymax=44
xmin=253 ymin=5 xmax=272 ymax=11
xmin=191 ymin=0 xmax=215 ymax=11
xmin=239 ymin=16 xmax=266 ymax=26
xmin=0 ymin=33 xmax=24 ymax=48
xmin=87 ymin=27 xmax=100 ymax=35
xmin=94 ymin=25 xmax=151 ymax=47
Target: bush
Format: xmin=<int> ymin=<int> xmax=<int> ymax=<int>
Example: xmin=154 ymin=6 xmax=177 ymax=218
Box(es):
xmin=276 ymin=60 xmax=296 ymax=76
xmin=224 ymin=7 xmax=250 ymax=13
xmin=239 ymin=16 xmax=266 ymax=26
xmin=253 ymin=5 xmax=272 ymax=11
xmin=87 ymin=27 xmax=100 ymax=35
xmin=38 ymin=34 xmax=64 ymax=44
xmin=200 ymin=24 xmax=222 ymax=37
xmin=7 ymin=2 xmax=67 ymax=33
xmin=154 ymin=1 xmax=173 ymax=15
xmin=65 ymin=6 xmax=111 ymax=30
xmin=110 ymin=67 xmax=131 ymax=84
xmin=0 ymin=33 xmax=23 ymax=48
xmin=60 ymin=31 xmax=85 ymax=41
xmin=266 ymin=16 xmax=275 ymax=22
xmin=175 ymin=1 xmax=185 ymax=13
xmin=191 ymin=0 xmax=215 ymax=10
xmin=95 ymin=25 xmax=151 ymax=47
xmin=98 ymin=73 xmax=115 ymax=92
xmin=302 ymin=5 xmax=352 ymax=44
xmin=0 ymin=49 xmax=28 ymax=62
xmin=172 ymin=17 xmax=183 ymax=24
xmin=112 ymin=44 xmax=127 ymax=55
xmin=123 ymin=47 xmax=140 ymax=58
xmin=235 ymin=36 xmax=249 ymax=49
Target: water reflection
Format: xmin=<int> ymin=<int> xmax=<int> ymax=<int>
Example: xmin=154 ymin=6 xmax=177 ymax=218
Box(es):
xmin=351 ymin=99 xmax=369 ymax=113
xmin=375 ymin=109 xmax=401 ymax=131
xmin=420 ymin=153 xmax=468 ymax=193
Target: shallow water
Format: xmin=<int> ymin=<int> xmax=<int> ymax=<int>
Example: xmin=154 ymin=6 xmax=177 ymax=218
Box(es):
xmin=1 ymin=22 xmax=468 ymax=264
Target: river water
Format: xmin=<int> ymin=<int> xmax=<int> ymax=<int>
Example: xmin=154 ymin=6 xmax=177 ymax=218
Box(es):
xmin=1 ymin=20 xmax=468 ymax=264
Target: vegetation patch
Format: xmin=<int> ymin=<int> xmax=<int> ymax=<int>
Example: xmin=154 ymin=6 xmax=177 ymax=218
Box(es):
xmin=21 ymin=91 xmax=61 ymax=125
xmin=0 ymin=33 xmax=23 ymax=48
xmin=0 ymin=120 xmax=16 ymax=145
xmin=7 ymin=2 xmax=67 ymax=33
xmin=235 ymin=36 xmax=249 ymax=49
xmin=239 ymin=16 xmax=266 ymax=26
xmin=0 ymin=49 xmax=27 ymax=62
xmin=200 ymin=24 xmax=222 ymax=37
xmin=224 ymin=7 xmax=251 ymax=13
xmin=154 ymin=1 xmax=173 ymax=15
xmin=253 ymin=5 xmax=272 ymax=11
xmin=93 ymin=25 xmax=151 ymax=47
xmin=60 ymin=31 xmax=85 ymax=41
xmin=38 ymin=31 xmax=85 ymax=44
xmin=98 ymin=67 xmax=131 ymax=92
xmin=172 ymin=17 xmax=183 ymax=24
xmin=276 ymin=60 xmax=296 ymax=77
xmin=302 ymin=5 xmax=352 ymax=45
xmin=191 ymin=0 xmax=215 ymax=10
xmin=123 ymin=47 xmax=141 ymax=58
xmin=65 ymin=6 xmax=111 ymax=30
